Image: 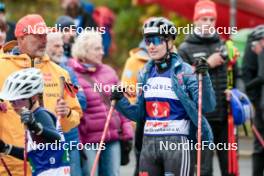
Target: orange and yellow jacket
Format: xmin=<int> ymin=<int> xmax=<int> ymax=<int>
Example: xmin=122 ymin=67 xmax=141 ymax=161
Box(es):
xmin=121 ymin=47 xmax=150 ymax=104
xmin=0 ymin=43 xmax=82 ymax=176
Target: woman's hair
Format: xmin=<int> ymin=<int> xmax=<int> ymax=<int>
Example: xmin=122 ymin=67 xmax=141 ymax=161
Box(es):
xmin=0 ymin=19 xmax=7 ymax=32
xmin=72 ymin=31 xmax=102 ymax=59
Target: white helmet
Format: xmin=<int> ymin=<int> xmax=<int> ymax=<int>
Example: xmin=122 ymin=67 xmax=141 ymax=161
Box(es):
xmin=0 ymin=68 xmax=44 ymax=101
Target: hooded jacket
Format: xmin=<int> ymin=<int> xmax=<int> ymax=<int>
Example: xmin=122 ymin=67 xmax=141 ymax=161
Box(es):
xmin=115 ymin=53 xmax=216 ymax=142
xmin=0 ymin=45 xmax=82 ymax=176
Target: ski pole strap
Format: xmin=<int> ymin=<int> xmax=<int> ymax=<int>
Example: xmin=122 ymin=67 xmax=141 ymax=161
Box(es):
xmin=227 ymin=69 xmax=233 ymax=89
xmin=24 ymin=130 xmax=28 ymax=176
xmin=226 ymin=40 xmax=239 ymax=69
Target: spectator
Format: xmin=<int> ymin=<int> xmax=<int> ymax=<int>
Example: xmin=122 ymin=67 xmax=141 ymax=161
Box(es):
xmin=68 ymin=31 xmax=133 ymax=176
xmin=178 ymin=1 xmax=237 ymax=175
xmin=0 ymin=18 xmax=7 ymax=46
xmin=242 ymin=25 xmax=264 ymax=176
xmin=120 ymin=39 xmax=150 ymax=176
xmin=0 ymin=14 xmax=82 ymax=175
xmin=60 ymin=0 xmax=97 ymax=31
xmin=56 ymin=16 xmax=77 ymax=58
xmin=46 ymin=32 xmax=87 ymax=176
xmin=0 ymin=2 xmax=15 ymax=42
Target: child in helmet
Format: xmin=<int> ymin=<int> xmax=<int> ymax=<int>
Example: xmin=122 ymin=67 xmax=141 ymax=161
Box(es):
xmin=0 ymin=68 xmax=70 ymax=176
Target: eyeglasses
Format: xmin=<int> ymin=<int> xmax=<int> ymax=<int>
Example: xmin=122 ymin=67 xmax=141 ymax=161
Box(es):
xmin=144 ymin=36 xmax=165 ymax=46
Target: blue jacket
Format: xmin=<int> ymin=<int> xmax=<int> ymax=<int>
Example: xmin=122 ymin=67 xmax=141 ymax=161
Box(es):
xmin=115 ymin=53 xmax=216 ymax=142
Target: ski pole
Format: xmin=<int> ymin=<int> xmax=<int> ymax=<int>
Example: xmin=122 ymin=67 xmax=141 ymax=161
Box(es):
xmin=0 ymin=157 xmax=12 ymax=176
xmin=90 ymin=100 xmax=116 ymax=176
xmin=252 ymin=123 xmax=264 ymax=148
xmin=24 ymin=130 xmax=28 ymax=176
xmin=197 ymin=73 xmax=203 ymax=176
xmin=59 ymin=76 xmax=65 ymax=99
xmin=57 ymin=76 xmax=65 ymax=121
xmin=21 ymin=107 xmax=29 ymax=176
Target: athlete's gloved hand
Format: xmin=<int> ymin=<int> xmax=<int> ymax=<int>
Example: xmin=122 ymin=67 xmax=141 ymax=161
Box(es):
xmin=110 ymin=87 xmax=124 ymax=101
xmin=20 ymin=109 xmax=43 ymax=135
xmin=0 ymin=139 xmax=12 ymax=154
xmin=194 ymin=57 xmax=209 ymax=75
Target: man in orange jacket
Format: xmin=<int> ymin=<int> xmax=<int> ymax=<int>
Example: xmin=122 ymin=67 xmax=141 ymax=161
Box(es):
xmin=0 ymin=14 xmax=82 ymax=176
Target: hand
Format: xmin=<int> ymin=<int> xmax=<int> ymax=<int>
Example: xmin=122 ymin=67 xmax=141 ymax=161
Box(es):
xmin=0 ymin=101 xmax=7 ymax=113
xmin=20 ymin=110 xmax=36 ymax=126
xmin=194 ymin=57 xmax=209 ymax=75
xmin=207 ymin=53 xmax=225 ymax=68
xmin=111 ymin=87 xmax=124 ymax=101
xmin=20 ymin=110 xmax=42 ymax=134
xmin=55 ymin=98 xmax=71 ymax=117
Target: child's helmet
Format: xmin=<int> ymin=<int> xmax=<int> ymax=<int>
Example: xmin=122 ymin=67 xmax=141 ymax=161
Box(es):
xmin=0 ymin=68 xmax=44 ymax=101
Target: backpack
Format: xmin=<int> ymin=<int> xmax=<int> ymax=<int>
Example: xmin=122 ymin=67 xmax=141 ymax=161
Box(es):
xmin=230 ymin=88 xmax=254 ymax=125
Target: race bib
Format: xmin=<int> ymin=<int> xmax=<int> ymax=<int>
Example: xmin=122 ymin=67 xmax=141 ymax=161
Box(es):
xmin=146 ymin=101 xmax=170 ymax=118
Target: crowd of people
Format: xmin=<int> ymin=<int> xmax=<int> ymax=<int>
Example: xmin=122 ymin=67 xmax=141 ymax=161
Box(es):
xmin=0 ymin=0 xmax=263 ymax=176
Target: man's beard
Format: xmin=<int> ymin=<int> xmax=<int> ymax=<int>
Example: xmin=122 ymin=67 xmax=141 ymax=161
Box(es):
xmin=51 ymin=55 xmax=62 ymax=64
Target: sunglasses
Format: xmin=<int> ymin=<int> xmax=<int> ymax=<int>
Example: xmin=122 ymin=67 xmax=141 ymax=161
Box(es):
xmin=144 ymin=36 xmax=165 ymax=46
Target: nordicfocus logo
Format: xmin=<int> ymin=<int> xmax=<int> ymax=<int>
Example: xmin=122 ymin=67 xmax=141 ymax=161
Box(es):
xmin=157 ymin=23 xmax=237 ymax=36
xmin=159 ymin=140 xmax=238 ymax=151
xmin=93 ymin=82 xmax=174 ymax=94
xmin=26 ymin=23 xmax=106 ymax=35
xmin=28 ymin=141 xmax=106 ymax=151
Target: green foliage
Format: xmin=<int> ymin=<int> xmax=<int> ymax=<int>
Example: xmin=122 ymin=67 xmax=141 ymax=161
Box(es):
xmin=3 ymin=0 xmax=190 ymax=74
xmin=3 ymin=0 xmax=62 ymax=26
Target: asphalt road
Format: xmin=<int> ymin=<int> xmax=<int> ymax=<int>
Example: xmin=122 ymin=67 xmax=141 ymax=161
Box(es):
xmin=120 ymin=152 xmax=251 ymax=176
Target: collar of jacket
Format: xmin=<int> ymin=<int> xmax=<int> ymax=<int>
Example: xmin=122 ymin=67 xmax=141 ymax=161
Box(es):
xmin=68 ymin=59 xmax=100 ymax=73
xmin=1 ymin=48 xmax=51 ymax=68
xmin=140 ymin=52 xmax=182 ymax=83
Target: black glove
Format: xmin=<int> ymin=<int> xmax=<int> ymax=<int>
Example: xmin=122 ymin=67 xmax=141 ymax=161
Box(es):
xmin=120 ymin=140 xmax=133 ymax=165
xmin=110 ymin=87 xmax=124 ymax=101
xmin=20 ymin=110 xmax=42 ymax=135
xmin=0 ymin=139 xmax=11 ymax=154
xmin=194 ymin=57 xmax=209 ymax=75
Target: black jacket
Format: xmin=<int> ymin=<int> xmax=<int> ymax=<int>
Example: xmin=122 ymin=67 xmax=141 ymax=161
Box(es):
xmin=178 ymin=33 xmax=228 ymax=122
xmin=242 ymin=36 xmax=262 ymax=106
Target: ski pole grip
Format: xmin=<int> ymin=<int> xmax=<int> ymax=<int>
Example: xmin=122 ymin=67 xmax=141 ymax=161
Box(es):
xmin=59 ymin=76 xmax=65 ymax=99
